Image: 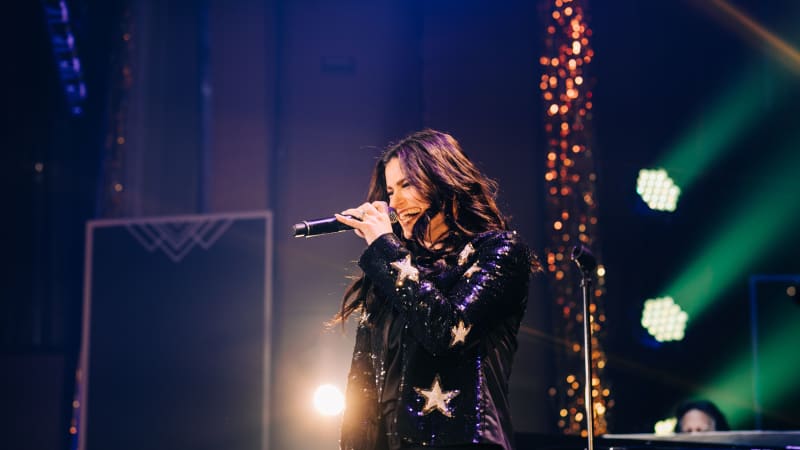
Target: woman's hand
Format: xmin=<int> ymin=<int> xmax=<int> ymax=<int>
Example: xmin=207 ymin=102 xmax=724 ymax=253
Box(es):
xmin=336 ymin=201 xmax=394 ymax=245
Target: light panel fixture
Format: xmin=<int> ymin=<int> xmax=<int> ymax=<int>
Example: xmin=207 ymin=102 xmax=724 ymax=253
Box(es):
xmin=636 ymin=169 xmax=681 ymax=212
xmin=641 ymin=296 xmax=688 ymax=342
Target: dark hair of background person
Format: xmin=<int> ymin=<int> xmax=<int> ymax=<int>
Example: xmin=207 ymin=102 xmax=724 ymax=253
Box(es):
xmin=674 ymin=399 xmax=731 ymax=432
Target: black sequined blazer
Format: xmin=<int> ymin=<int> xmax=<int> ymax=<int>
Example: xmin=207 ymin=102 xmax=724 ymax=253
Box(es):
xmin=340 ymin=230 xmax=532 ymax=450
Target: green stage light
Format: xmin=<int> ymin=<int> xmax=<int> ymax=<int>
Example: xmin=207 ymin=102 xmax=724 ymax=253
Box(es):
xmin=700 ymin=313 xmax=798 ymax=428
xmin=657 ymin=68 xmax=768 ymax=191
xmin=661 ymin=142 xmax=800 ymax=322
xmin=661 ymin=141 xmax=800 ymax=429
xmin=641 ymin=296 xmax=688 ymax=342
xmin=636 ymin=169 xmax=681 ymax=212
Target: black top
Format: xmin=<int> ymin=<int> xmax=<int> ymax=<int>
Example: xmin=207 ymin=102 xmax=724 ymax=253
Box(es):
xmin=380 ymin=306 xmax=404 ymax=404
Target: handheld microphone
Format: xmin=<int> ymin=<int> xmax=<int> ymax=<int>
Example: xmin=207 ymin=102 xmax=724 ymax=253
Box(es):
xmin=292 ymin=209 xmax=398 ymax=238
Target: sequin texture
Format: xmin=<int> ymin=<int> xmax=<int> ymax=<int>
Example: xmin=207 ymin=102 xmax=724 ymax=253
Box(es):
xmin=340 ymin=230 xmax=532 ymax=450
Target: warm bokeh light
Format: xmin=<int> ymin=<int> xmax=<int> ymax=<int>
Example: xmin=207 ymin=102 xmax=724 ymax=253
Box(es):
xmin=313 ymin=384 xmax=345 ymax=416
xmin=541 ymin=0 xmax=608 ymax=436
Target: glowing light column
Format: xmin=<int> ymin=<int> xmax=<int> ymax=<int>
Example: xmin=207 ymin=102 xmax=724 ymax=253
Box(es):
xmin=541 ymin=0 xmax=611 ymax=437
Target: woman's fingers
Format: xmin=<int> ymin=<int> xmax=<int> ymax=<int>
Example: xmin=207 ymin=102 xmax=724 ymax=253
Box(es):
xmin=336 ymin=204 xmax=369 ymax=235
xmin=371 ymin=201 xmax=390 ymax=216
xmin=337 ymin=202 xmax=393 ymax=244
xmin=357 ymin=202 xmax=380 ymax=219
xmin=339 ymin=202 xmax=388 ymax=222
xmin=333 ymin=213 xmax=366 ymax=237
xmin=334 ymin=213 xmax=359 ymax=226
xmin=337 ymin=210 xmax=362 ymax=221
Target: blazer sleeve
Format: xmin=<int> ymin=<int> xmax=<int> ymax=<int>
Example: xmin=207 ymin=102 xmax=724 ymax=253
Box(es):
xmin=358 ymin=230 xmax=531 ymax=356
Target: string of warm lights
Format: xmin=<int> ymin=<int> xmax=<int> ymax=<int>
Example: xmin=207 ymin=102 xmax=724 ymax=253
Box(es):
xmin=540 ymin=0 xmax=612 ymax=437
xmin=69 ymin=7 xmax=135 ymax=450
xmin=98 ymin=7 xmax=135 ymax=218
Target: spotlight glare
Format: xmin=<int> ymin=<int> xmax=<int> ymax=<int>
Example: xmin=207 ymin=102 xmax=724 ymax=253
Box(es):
xmin=654 ymin=417 xmax=677 ymax=435
xmin=313 ymin=384 xmax=345 ymax=416
xmin=641 ymin=296 xmax=688 ymax=342
xmin=636 ymin=168 xmax=681 ymax=212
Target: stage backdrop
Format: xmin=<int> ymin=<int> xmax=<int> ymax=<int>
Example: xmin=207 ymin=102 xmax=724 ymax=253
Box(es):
xmin=749 ymin=274 xmax=800 ymax=430
xmin=78 ymin=212 xmax=273 ymax=450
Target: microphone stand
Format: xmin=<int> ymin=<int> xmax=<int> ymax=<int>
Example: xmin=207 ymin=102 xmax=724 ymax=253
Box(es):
xmin=571 ymin=244 xmax=597 ymax=450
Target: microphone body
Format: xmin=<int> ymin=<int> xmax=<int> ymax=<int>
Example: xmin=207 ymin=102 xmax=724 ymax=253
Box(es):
xmin=293 ymin=216 xmax=353 ymax=237
xmin=293 ymin=209 xmax=397 ymax=238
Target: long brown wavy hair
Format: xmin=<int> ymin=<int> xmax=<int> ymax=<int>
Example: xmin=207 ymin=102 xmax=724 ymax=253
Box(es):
xmin=333 ymin=129 xmax=517 ymax=324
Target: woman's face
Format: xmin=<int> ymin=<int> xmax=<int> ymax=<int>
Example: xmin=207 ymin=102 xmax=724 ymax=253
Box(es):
xmin=384 ymin=157 xmax=447 ymax=243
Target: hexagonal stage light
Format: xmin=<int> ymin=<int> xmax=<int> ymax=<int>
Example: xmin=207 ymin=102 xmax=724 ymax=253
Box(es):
xmin=641 ymin=296 xmax=688 ymax=342
xmin=636 ymin=169 xmax=681 ymax=212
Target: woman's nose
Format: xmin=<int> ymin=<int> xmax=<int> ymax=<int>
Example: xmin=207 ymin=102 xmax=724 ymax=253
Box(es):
xmin=389 ymin=192 xmax=402 ymax=209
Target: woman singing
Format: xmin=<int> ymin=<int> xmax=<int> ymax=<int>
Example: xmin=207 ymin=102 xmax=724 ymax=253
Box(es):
xmin=334 ymin=129 xmax=538 ymax=450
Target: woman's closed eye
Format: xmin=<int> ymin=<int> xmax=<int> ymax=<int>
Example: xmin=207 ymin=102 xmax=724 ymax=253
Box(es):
xmin=387 ymin=182 xmax=410 ymax=198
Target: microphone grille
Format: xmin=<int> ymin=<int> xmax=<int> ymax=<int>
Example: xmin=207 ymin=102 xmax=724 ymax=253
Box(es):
xmin=388 ymin=208 xmax=398 ymax=224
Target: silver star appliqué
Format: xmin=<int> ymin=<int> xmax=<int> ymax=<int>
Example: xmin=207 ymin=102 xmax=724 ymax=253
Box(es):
xmin=390 ymin=254 xmax=419 ymax=287
xmin=449 ymin=320 xmax=472 ymax=347
xmin=464 ymin=262 xmax=481 ymax=279
xmin=414 ymin=374 xmax=460 ymax=418
xmin=457 ymin=242 xmax=475 ymax=266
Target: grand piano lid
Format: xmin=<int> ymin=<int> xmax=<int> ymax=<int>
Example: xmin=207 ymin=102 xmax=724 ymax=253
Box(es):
xmin=602 ymin=430 xmax=800 ymax=449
